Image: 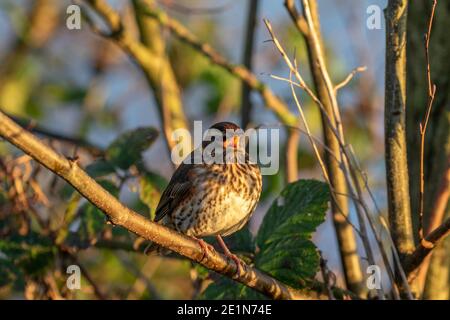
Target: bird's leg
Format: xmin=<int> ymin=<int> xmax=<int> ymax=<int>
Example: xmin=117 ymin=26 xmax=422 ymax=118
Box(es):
xmin=216 ymin=235 xmax=244 ymax=276
xmin=195 ymin=237 xmax=214 ymax=262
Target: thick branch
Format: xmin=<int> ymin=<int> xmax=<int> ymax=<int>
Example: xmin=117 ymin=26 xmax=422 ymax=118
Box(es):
xmin=138 ymin=2 xmax=297 ymax=127
xmin=0 ymin=111 xmax=322 ymax=300
xmin=384 ymin=0 xmax=415 ymax=260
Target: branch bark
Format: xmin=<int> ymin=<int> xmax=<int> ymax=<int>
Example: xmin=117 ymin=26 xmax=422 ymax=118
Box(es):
xmin=384 ymin=0 xmax=415 ymax=260
xmin=0 ymin=110 xmax=324 ymax=300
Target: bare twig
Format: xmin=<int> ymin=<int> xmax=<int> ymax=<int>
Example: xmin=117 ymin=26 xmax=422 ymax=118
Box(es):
xmin=319 ymin=253 xmax=336 ymax=300
xmin=156 ymin=0 xmax=233 ymax=15
xmin=284 ymin=0 xmax=309 ymax=36
xmin=418 ymin=0 xmax=438 ymax=242
xmin=334 ymin=66 xmax=367 ymax=92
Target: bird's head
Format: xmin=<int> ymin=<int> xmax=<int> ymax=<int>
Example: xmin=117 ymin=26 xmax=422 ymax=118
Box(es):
xmin=205 ymin=122 xmax=243 ymax=150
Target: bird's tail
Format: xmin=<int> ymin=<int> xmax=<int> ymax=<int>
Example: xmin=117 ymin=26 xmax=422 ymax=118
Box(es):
xmin=144 ymin=217 xmax=173 ymax=255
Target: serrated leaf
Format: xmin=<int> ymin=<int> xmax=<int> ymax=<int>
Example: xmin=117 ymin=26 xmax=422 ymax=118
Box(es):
xmin=255 ymin=179 xmax=329 ymax=288
xmin=105 ymin=127 xmax=158 ymax=170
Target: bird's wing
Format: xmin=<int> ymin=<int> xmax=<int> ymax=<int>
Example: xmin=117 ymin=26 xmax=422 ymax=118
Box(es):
xmin=154 ymin=163 xmax=194 ymax=222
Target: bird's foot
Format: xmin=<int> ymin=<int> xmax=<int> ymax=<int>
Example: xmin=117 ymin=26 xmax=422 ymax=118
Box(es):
xmin=225 ymin=252 xmax=244 ymax=278
xmin=216 ymin=235 xmax=245 ymax=277
xmin=195 ymin=238 xmax=214 ymax=262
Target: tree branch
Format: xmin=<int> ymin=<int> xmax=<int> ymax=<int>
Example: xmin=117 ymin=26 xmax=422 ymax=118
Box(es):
xmin=404 ymin=217 xmax=450 ymax=276
xmin=384 ymin=0 xmax=415 ymax=261
xmin=137 ymin=1 xmax=297 ymax=127
xmin=0 ymin=110 xmax=324 ymax=300
xmin=418 ymin=0 xmax=438 ymax=242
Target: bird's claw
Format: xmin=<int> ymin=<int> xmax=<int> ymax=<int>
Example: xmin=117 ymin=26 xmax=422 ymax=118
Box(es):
xmin=226 ymin=253 xmax=244 ymax=277
xmin=196 ymin=238 xmax=214 ymax=262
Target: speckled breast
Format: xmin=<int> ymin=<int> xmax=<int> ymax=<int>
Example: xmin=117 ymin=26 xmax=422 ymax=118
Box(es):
xmin=170 ymin=163 xmax=262 ymax=237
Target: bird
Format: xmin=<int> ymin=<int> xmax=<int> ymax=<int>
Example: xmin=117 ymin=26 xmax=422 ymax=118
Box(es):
xmin=147 ymin=122 xmax=262 ymax=274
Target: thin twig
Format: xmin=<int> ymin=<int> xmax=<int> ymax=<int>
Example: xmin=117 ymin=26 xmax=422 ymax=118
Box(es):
xmin=334 ymin=66 xmax=367 ymax=92
xmin=418 ymin=0 xmax=437 ymax=242
xmin=6 ymin=112 xmax=103 ymax=156
xmin=319 ymin=253 xmax=336 ymax=300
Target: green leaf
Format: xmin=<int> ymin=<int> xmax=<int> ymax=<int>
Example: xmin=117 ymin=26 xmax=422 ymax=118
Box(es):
xmin=78 ymin=179 xmax=119 ymax=243
xmin=198 ymin=67 xmax=240 ymax=115
xmin=43 ymin=84 xmax=87 ymax=104
xmin=200 ymin=181 xmax=328 ymax=299
xmin=85 ymin=159 xmax=116 ymax=178
xmin=0 ymin=257 xmax=20 ymax=287
xmin=220 ymin=226 xmax=255 ymax=254
xmin=139 ymin=173 xmax=164 ymax=220
xmin=105 ymin=127 xmax=158 ymax=170
xmin=255 ymin=179 xmax=329 ymax=288
xmin=0 ymin=233 xmax=55 ymax=288
xmin=200 ymin=277 xmax=265 ymax=300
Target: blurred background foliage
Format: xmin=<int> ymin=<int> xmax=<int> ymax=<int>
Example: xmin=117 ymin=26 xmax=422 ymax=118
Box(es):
xmin=0 ymin=0 xmax=389 ymax=299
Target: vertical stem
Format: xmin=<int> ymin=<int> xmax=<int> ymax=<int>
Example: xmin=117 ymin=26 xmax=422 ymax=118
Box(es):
xmin=241 ymin=0 xmax=259 ymax=129
xmin=299 ymin=0 xmax=364 ymax=295
xmin=384 ymin=0 xmax=414 ymax=258
xmin=384 ymin=0 xmax=416 ymax=295
xmin=286 ymin=126 xmax=300 ymax=183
